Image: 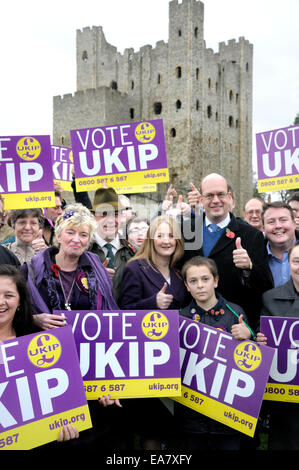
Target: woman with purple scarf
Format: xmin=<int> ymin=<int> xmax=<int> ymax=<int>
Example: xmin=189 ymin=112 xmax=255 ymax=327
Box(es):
xmin=20 ymin=203 xmax=121 ymax=450
xmin=20 ymin=203 xmax=118 ymax=330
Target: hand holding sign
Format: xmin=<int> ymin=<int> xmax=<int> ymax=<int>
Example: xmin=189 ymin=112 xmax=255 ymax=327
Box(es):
xmin=233 ymin=237 xmax=252 ymax=271
xmin=33 ymin=313 xmax=67 ymax=330
xmin=231 ymin=314 xmax=251 ymax=340
xmin=256 ymin=332 xmax=268 ymax=346
xmin=156 ymin=282 xmax=173 ymax=309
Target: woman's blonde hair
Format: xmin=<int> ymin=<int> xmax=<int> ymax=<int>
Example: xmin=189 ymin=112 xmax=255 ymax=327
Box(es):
xmin=54 ymin=203 xmax=97 ymax=247
xmin=130 ymin=215 xmax=184 ymax=268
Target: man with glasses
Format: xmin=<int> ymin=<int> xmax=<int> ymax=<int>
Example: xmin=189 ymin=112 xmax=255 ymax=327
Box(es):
xmin=184 ymin=173 xmax=272 ymax=330
xmin=243 ymin=198 xmax=265 ymax=232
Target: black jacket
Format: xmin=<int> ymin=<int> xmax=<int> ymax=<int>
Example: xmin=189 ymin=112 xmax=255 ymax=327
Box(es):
xmin=183 ymin=213 xmax=273 ymax=329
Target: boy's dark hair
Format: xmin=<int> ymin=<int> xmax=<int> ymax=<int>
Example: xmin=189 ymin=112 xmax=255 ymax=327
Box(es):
xmin=181 ymin=255 xmax=218 ymax=281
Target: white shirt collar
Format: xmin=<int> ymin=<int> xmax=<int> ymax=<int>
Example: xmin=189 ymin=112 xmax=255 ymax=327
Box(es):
xmin=94 ymin=232 xmax=120 ymax=250
xmin=205 ymin=213 xmax=231 ymax=229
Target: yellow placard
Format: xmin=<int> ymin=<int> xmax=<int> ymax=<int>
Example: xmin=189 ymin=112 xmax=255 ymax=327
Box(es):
xmin=3 ymin=192 xmax=55 ymax=210
xmin=263 ymin=383 xmax=299 ymax=402
xmin=258 ymin=174 xmax=299 ymax=193
xmin=75 ymin=168 xmax=169 ymax=192
xmin=0 ymin=404 xmax=91 ymax=450
xmin=54 ymin=179 xmax=72 ymax=192
xmin=173 ymin=385 xmax=256 ymax=437
xmin=83 ymin=377 xmax=181 ymax=400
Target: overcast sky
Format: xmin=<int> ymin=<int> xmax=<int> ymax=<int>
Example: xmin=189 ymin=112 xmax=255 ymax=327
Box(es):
xmin=0 ymin=0 xmax=298 ymax=175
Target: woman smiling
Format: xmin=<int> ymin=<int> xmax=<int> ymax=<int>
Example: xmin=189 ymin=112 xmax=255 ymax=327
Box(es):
xmin=20 ymin=203 xmax=118 ymax=330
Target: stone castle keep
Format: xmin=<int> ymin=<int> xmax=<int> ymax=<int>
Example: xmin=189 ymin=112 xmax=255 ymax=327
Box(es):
xmin=53 ymin=0 xmax=253 ymax=213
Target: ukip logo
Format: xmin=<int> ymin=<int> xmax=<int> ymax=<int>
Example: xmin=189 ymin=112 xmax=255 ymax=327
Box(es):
xmin=135 ymin=122 xmax=156 ymax=143
xmin=16 ymin=136 xmax=41 ymax=161
xmin=142 ymin=311 xmax=169 ymax=340
xmin=233 ymin=341 xmax=262 ymax=372
xmin=27 ymin=333 xmax=62 ymax=368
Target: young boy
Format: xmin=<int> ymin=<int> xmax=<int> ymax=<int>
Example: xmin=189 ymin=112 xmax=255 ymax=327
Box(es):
xmin=175 ymin=255 xmax=253 ymax=450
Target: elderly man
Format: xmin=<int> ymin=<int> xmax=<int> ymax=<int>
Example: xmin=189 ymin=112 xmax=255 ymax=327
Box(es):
xmin=243 ymin=197 xmax=265 ymax=231
xmin=87 ymin=188 xmax=136 ymax=302
xmin=184 ymin=173 xmax=272 ymax=329
xmin=262 ymin=201 xmax=298 ymax=287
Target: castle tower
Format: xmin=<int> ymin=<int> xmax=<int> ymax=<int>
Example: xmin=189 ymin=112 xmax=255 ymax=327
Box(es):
xmin=53 ymin=0 xmax=253 ymax=215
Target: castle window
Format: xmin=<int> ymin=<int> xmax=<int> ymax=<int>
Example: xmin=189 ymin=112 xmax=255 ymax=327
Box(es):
xmin=176 ymin=100 xmax=182 ymax=110
xmin=178 ymin=29 xmax=182 ymax=37
xmin=176 ymin=66 xmax=182 ymax=78
xmin=215 ymin=112 xmax=218 ymax=121
xmin=236 ymin=119 xmax=239 ymax=128
xmin=207 ymin=105 xmax=212 ymax=118
xmin=196 ymin=100 xmax=200 ymax=111
xmin=196 ymin=68 xmax=200 ymax=80
xmin=61 ymin=136 xmax=65 ymax=145
xmin=246 ymin=62 xmax=249 ymax=72
xmin=236 ymin=93 xmax=239 ymax=104
xmin=82 ymin=51 xmax=88 ymax=62
xmin=229 ymin=90 xmax=233 ymax=101
xmin=194 ymin=27 xmax=198 ymax=38
xmin=131 ymin=80 xmax=134 ymax=90
xmin=229 ymin=116 xmax=234 ymax=127
xmin=170 ymin=128 xmax=176 ymax=137
xmin=157 ymin=73 xmax=161 ymax=84
xmin=111 ymin=81 xmax=118 ymax=90
xmin=130 ymin=108 xmax=134 ymax=119
xmin=208 ymin=78 xmax=212 ymax=89
xmin=154 ymin=102 xmax=162 ymax=115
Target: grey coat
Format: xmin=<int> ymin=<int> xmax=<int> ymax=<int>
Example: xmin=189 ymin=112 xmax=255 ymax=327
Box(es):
xmin=260 ymin=279 xmax=299 ymax=318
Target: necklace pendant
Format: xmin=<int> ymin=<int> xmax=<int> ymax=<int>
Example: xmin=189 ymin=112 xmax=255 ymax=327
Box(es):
xmin=65 ymin=303 xmax=72 ymax=311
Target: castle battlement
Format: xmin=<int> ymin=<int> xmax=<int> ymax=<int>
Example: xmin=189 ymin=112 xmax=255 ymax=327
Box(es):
xmin=53 ymin=0 xmax=253 ymax=215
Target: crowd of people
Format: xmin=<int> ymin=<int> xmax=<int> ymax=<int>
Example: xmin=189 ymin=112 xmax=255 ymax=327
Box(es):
xmin=1 ymin=176 xmax=299 ymax=451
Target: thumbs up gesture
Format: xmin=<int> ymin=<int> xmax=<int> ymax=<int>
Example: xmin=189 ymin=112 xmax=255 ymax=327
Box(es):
xmin=176 ymin=194 xmax=191 ymax=216
xmin=231 ymin=314 xmax=251 ymax=340
xmin=232 ymin=237 xmax=252 ymax=270
xmin=103 ymin=258 xmax=115 ymax=279
xmin=156 ymin=282 xmax=174 ymax=309
xmin=187 ymin=182 xmax=200 ymax=207
xmin=161 ymin=194 xmax=173 ymax=212
xmin=32 ymin=229 xmax=47 ymax=252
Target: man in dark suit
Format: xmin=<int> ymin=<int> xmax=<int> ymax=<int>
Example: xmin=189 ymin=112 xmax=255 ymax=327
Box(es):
xmin=184 ymin=173 xmax=273 ymax=330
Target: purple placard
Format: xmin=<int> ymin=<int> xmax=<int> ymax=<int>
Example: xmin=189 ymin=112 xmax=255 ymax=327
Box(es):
xmin=57 ymin=310 xmax=181 ymax=399
xmin=0 ymin=326 xmax=91 ymax=449
xmin=174 ymin=316 xmax=275 ymax=436
xmin=70 ymin=120 xmax=169 ymax=191
xmin=52 ymin=145 xmax=73 ymax=191
xmin=260 ymin=316 xmax=299 ymax=402
xmin=256 ymin=125 xmax=299 ymax=192
xmin=0 ymin=135 xmax=55 ymax=209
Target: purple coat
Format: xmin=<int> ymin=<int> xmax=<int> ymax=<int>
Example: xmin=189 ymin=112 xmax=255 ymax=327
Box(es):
xmin=118 ymin=259 xmax=189 ymax=310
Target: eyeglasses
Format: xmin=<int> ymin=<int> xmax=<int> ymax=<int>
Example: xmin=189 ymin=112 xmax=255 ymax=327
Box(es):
xmin=15 ymin=220 xmax=39 ymax=227
xmin=128 ymin=228 xmax=148 ymax=234
xmin=202 ymin=192 xmax=229 ymax=201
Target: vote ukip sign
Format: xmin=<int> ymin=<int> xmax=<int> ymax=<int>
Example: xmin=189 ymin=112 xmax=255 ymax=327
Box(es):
xmin=58 ymin=310 xmax=181 ymax=400
xmin=0 ymin=135 xmax=55 ymax=210
xmin=0 ymin=326 xmax=91 ymax=450
xmin=70 ymin=119 xmax=169 ymax=192
xmin=173 ymin=316 xmax=275 ymax=437
xmin=261 ymin=316 xmax=299 ymax=402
